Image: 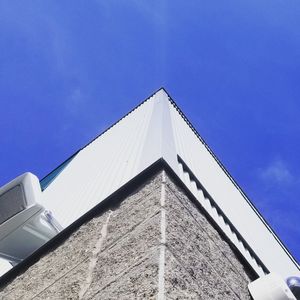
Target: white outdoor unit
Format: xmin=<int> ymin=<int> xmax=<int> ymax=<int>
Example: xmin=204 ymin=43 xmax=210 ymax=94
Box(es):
xmin=248 ymin=273 xmax=300 ymax=300
xmin=0 ymin=173 xmax=61 ymax=265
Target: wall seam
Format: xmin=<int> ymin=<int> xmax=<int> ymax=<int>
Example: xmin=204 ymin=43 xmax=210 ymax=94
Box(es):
xmin=78 ymin=210 xmax=113 ymax=299
xmin=158 ymin=170 xmax=166 ymax=300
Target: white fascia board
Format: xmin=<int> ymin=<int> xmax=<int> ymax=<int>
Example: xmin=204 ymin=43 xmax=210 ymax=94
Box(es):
xmin=40 ymin=88 xmax=299 ymax=279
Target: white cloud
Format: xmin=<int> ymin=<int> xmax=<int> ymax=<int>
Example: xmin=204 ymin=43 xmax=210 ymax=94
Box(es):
xmin=258 ymin=159 xmax=294 ymax=185
xmin=65 ymin=87 xmax=85 ymax=115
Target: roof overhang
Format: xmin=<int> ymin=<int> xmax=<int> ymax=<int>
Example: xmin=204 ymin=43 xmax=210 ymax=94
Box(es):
xmin=35 ymin=88 xmax=299 ymax=278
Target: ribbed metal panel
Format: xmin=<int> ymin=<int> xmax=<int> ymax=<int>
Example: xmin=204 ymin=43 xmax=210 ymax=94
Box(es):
xmin=40 ymin=88 xmax=299 ymax=279
xmin=167 ymin=98 xmax=299 ymax=278
xmin=41 ymin=91 xmax=163 ymax=227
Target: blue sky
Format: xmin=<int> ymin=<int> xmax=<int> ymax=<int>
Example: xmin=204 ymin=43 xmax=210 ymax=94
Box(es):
xmin=0 ymin=1 xmax=300 ymax=264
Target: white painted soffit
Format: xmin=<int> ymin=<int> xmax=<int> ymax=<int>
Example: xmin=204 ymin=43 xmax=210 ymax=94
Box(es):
xmin=40 ymin=88 xmax=299 ymax=279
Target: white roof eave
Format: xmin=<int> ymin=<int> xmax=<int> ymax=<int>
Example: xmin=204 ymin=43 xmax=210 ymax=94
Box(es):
xmin=40 ymin=88 xmax=300 ymax=279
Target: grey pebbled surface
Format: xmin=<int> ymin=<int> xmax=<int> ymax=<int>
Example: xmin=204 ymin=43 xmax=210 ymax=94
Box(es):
xmin=33 ymin=215 xmax=161 ymax=300
xmin=164 ymin=249 xmax=208 ymax=300
xmin=165 ymin=174 xmax=254 ymax=282
xmin=90 ymin=249 xmax=159 ymax=300
xmin=82 ymin=213 xmax=161 ymax=299
xmin=0 ymin=170 xmax=254 ymax=300
xmin=103 ymin=186 xmax=161 ymax=250
xmin=0 ymin=211 xmax=109 ymax=299
xmin=0 ymin=173 xmax=162 ymax=300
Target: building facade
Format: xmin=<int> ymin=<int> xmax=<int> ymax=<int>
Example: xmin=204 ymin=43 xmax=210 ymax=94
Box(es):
xmin=0 ymin=88 xmax=299 ymax=299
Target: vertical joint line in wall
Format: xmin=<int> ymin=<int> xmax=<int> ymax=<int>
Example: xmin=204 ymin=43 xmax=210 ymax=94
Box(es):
xmin=78 ymin=210 xmax=113 ymax=300
xmin=158 ymin=170 xmax=166 ymax=300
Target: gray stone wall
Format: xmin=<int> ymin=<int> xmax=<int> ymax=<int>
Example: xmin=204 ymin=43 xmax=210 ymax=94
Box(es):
xmin=164 ymin=173 xmax=253 ymax=299
xmin=0 ymin=170 xmax=253 ymax=299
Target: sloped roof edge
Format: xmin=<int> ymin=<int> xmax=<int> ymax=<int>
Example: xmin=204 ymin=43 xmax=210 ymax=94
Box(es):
xmin=0 ymin=158 xmax=259 ymax=287
xmin=165 ymin=90 xmax=299 ymax=273
xmin=38 ymin=88 xmax=299 ymax=278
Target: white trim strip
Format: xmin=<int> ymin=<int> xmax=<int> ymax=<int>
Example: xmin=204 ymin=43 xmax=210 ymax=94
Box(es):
xmin=158 ymin=171 xmax=166 ymax=300
xmin=79 ymin=210 xmax=113 ymax=299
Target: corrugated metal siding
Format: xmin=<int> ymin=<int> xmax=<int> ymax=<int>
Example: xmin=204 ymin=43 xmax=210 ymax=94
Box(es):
xmin=40 ymin=92 xmax=163 ymax=227
xmin=39 ymin=88 xmax=299 ymax=279
xmin=166 ymin=98 xmax=299 ymax=278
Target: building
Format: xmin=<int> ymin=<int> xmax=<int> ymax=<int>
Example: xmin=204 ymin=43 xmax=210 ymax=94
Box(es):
xmin=0 ymin=88 xmax=299 ymax=299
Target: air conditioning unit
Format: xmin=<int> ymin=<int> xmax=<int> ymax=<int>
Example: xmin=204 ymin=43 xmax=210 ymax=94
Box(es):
xmin=0 ymin=173 xmax=62 ymax=265
xmin=248 ymin=273 xmax=300 ymax=300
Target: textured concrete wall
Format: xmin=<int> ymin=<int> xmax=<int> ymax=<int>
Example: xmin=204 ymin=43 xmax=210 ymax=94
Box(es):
xmin=164 ymin=173 xmax=254 ymax=299
xmin=0 ymin=170 xmax=254 ymax=299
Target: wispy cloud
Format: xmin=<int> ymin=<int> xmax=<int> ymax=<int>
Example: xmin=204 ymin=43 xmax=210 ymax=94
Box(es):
xmin=65 ymin=87 xmax=85 ymax=115
xmin=258 ymin=158 xmax=294 ymax=185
